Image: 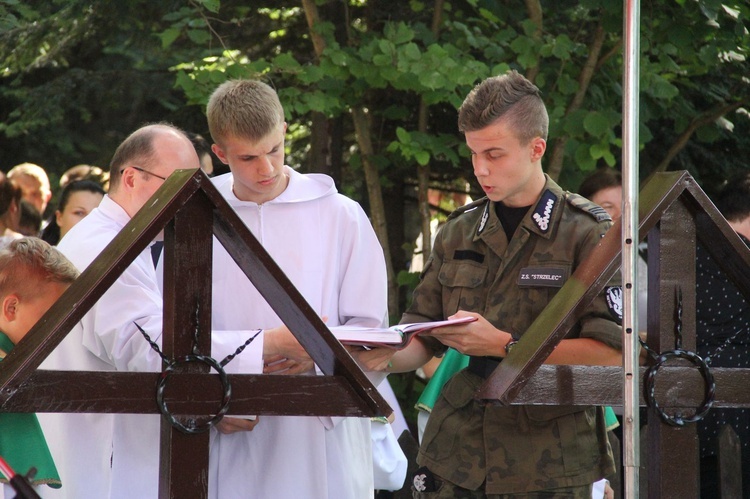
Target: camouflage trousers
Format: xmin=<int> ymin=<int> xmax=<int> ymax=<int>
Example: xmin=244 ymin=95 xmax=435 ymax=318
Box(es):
xmin=411 ymin=470 xmax=593 ymax=499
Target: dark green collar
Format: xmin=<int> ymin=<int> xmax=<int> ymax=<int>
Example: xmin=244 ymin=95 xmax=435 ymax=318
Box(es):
xmin=0 ymin=331 xmax=13 ymax=358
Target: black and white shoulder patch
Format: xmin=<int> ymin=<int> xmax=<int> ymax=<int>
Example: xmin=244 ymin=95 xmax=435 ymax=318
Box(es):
xmin=605 ymin=286 xmax=623 ymax=323
xmin=531 ymin=190 xmax=557 ymax=233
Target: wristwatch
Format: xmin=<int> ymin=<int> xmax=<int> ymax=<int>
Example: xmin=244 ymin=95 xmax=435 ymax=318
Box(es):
xmin=504 ymin=338 xmax=518 ymax=355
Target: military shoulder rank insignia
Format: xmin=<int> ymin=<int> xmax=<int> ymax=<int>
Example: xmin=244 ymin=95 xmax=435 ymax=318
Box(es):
xmin=567 ymin=192 xmax=612 ymax=223
xmin=531 ymin=190 xmax=557 ymax=233
xmin=447 ymin=197 xmax=488 ymax=221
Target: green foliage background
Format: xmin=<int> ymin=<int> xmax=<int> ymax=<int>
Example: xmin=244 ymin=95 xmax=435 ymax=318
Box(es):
xmin=1 ymin=0 xmax=749 ymax=426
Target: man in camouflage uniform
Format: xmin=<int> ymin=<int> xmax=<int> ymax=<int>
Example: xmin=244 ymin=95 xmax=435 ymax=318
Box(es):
xmin=389 ymin=70 xmax=623 ymax=498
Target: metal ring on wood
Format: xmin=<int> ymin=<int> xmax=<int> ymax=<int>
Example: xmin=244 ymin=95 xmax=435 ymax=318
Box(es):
xmin=644 ymin=349 xmax=715 ymax=427
xmin=156 ymin=354 xmax=232 ymax=434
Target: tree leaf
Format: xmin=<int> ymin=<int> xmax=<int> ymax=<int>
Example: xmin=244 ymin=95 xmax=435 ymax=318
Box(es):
xmin=396 ymin=127 xmax=411 ymax=144
xmin=159 ymin=28 xmax=181 ymax=49
xmin=583 ymin=111 xmax=612 ymax=138
xmin=197 ymin=0 xmax=221 ymax=13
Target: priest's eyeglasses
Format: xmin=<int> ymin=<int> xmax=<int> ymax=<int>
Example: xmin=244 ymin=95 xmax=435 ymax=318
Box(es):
xmin=121 ymin=166 xmax=168 ymax=181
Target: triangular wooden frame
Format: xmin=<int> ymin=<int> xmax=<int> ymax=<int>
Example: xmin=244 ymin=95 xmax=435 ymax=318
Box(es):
xmin=0 ymin=169 xmax=391 ymax=498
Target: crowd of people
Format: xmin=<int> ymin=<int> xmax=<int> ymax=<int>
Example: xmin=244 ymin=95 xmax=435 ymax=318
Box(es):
xmin=0 ymin=71 xmax=747 ymax=499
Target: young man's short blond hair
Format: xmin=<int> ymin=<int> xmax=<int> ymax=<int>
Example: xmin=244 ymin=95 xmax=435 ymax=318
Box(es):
xmin=0 ymin=237 xmax=79 ymax=301
xmin=206 ymin=79 xmax=285 ymax=146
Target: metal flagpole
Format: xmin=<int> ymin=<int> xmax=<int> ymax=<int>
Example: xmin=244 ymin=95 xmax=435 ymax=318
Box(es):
xmin=622 ymin=1 xmax=641 ymax=498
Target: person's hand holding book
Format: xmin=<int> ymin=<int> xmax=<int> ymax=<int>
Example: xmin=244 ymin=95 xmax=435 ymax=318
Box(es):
xmin=421 ymin=311 xmax=513 ymax=358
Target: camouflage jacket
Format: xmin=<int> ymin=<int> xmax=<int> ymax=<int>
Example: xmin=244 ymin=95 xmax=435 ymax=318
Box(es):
xmin=403 ymin=175 xmax=622 ymax=494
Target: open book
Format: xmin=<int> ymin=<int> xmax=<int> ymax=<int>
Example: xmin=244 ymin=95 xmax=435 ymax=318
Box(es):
xmin=329 ymin=316 xmax=477 ymax=349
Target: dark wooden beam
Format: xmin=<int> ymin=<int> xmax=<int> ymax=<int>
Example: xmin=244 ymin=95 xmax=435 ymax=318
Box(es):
xmin=645 ymin=196 xmax=699 ymax=499
xmin=489 ymin=366 xmax=750 ymax=407
xmin=4 ymin=372 xmax=382 ymax=416
xmin=158 ymin=182 xmax=215 ymax=499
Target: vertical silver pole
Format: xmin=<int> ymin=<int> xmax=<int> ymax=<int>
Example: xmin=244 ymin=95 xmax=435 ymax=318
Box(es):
xmin=622 ymin=1 xmax=641 ymax=498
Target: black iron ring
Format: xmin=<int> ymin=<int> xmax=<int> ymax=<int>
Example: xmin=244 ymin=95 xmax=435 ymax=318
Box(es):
xmin=156 ymin=354 xmax=232 ymax=434
xmin=644 ymin=348 xmax=715 ymax=427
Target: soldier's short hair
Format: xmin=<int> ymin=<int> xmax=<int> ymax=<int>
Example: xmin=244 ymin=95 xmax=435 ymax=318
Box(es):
xmin=206 ymin=79 xmax=285 ymax=146
xmin=458 ymin=70 xmax=549 ymax=144
xmin=0 ymin=237 xmax=79 ymax=301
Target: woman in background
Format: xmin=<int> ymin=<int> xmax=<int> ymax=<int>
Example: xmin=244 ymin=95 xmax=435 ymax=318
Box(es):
xmin=40 ymin=180 xmax=105 ymax=245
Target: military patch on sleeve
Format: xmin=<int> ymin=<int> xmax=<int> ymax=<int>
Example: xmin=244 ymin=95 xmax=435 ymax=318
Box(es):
xmin=605 ymin=286 xmax=623 ymax=323
xmin=412 ymin=466 xmax=438 ymax=492
xmin=531 ymin=190 xmax=557 ymax=233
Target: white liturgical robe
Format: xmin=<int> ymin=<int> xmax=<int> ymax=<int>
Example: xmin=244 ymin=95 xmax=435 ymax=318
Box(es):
xmin=205 ymin=167 xmax=388 ymax=499
xmin=38 ymin=194 xmax=264 ymax=499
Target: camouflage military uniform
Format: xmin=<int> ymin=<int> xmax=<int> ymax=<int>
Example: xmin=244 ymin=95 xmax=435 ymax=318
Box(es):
xmin=403 ymin=176 xmax=622 ymax=496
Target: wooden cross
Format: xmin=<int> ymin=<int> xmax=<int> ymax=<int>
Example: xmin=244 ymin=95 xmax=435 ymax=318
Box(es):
xmin=0 ymin=169 xmax=391 ymax=498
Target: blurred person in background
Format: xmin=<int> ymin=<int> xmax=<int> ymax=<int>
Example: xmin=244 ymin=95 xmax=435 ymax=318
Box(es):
xmin=579 ymin=167 xmax=648 ymax=329
xmin=40 ymin=180 xmax=106 ymax=246
xmin=187 ymin=131 xmax=218 ymax=176
xmin=59 ymin=164 xmax=109 ymax=192
xmin=17 ymin=199 xmax=42 ymax=236
xmin=7 ymin=163 xmax=52 ymax=218
xmin=578 ymin=167 xmax=623 ymax=222
xmin=0 ymin=176 xmax=23 ymax=248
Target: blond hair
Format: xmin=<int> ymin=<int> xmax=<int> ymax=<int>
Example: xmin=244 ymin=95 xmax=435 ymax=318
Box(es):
xmin=8 ymin=162 xmax=51 ymax=195
xmin=206 ymin=79 xmax=285 ymax=145
xmin=0 ymin=237 xmax=79 ymax=301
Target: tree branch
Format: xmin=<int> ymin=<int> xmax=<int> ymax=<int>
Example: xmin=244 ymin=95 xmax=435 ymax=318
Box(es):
xmin=416 ymin=0 xmax=446 ymax=266
xmin=524 ymin=0 xmax=543 ymax=84
xmin=546 ymin=24 xmax=607 ymax=181
xmin=654 ymin=99 xmax=749 ymax=173
xmin=301 ymin=0 xmax=398 ymax=317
